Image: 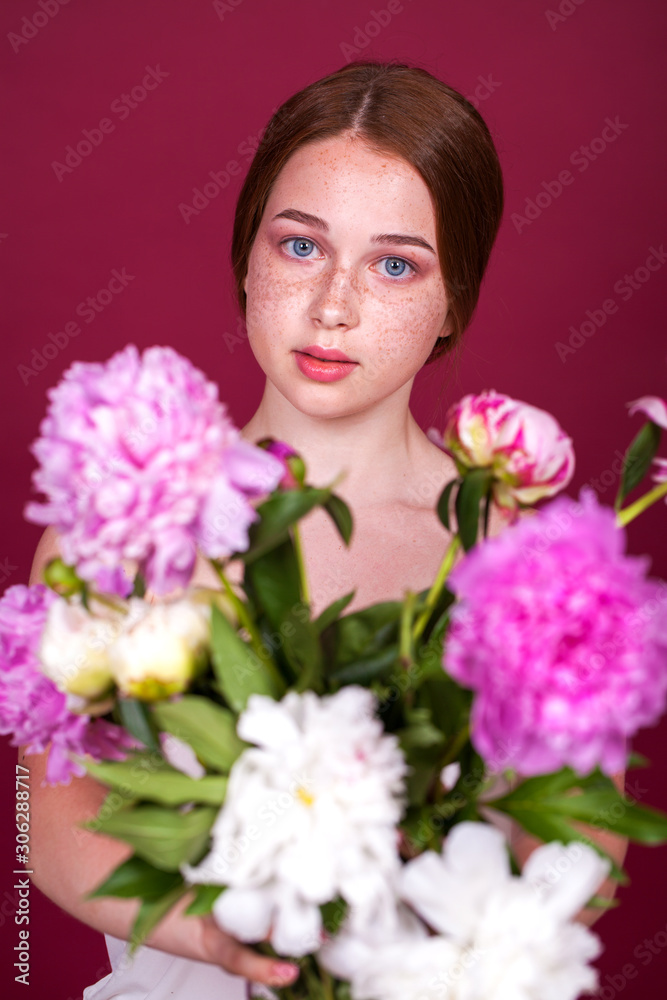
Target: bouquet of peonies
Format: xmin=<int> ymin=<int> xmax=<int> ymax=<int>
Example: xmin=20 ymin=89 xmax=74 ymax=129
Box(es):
xmin=2 ymin=345 xmax=667 ymax=1000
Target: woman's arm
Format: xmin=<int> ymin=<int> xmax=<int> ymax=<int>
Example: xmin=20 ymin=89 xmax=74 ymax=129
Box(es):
xmin=22 ymin=527 xmax=299 ymax=989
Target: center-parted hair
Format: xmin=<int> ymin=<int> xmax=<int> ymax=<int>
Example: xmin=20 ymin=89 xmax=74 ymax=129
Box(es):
xmin=232 ymin=61 xmax=504 ymax=364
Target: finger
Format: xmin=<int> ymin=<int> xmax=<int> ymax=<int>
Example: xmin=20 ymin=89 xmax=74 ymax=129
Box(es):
xmin=201 ymin=920 xmax=300 ymax=988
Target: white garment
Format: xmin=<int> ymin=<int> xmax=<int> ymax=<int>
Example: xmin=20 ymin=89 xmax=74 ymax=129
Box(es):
xmin=82 ymin=934 xmax=248 ymax=999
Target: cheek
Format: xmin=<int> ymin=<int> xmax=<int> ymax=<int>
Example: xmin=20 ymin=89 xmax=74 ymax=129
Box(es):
xmin=245 ymin=246 xmax=307 ymax=337
xmin=371 ymin=288 xmax=448 ymax=363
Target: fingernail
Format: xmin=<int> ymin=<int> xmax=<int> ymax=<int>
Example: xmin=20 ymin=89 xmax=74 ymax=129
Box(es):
xmin=271 ymin=962 xmax=300 ymax=985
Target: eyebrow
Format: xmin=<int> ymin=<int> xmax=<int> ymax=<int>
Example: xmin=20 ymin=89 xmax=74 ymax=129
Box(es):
xmin=272 ymin=209 xmax=436 ymax=254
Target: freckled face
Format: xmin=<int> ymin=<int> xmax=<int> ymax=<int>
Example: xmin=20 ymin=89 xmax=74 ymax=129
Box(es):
xmin=243 ymin=134 xmax=451 ymax=417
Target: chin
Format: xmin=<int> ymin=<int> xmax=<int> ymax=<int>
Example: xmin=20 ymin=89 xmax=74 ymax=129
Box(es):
xmin=276 ymin=377 xmax=368 ymax=418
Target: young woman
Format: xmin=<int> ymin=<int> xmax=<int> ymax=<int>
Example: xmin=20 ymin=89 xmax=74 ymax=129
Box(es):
xmin=25 ymin=61 xmax=625 ymax=999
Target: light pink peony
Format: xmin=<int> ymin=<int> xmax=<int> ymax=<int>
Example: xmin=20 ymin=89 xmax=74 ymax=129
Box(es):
xmin=25 ymin=345 xmax=285 ymax=595
xmin=443 ymin=491 xmax=667 ymax=776
xmin=627 ymin=395 xmax=667 ymax=429
xmin=0 ymin=585 xmax=134 ymax=784
xmin=428 ymin=391 xmax=575 ymax=516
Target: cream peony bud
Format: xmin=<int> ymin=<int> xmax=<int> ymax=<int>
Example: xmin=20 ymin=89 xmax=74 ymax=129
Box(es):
xmin=109 ymin=598 xmax=210 ymax=700
xmin=39 ymin=598 xmax=116 ymax=701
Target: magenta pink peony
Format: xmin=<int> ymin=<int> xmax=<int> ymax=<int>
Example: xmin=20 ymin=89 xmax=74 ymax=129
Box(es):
xmin=428 ymin=391 xmax=575 ymax=517
xmin=25 ymin=346 xmax=285 ymax=595
xmin=443 ymin=490 xmax=667 ymax=776
xmin=0 ymin=585 xmax=134 ymax=784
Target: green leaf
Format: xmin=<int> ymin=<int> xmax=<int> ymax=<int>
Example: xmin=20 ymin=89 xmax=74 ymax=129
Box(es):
xmin=83 ymin=804 xmax=218 ymax=871
xmin=320 ymin=896 xmax=349 ymax=936
xmin=398 ymin=722 xmax=446 ymax=751
xmin=616 ymin=421 xmax=661 ymax=507
xmin=314 ymin=591 xmax=356 ymax=633
xmin=329 ymin=645 xmax=400 ymax=685
xmin=586 ymin=894 xmax=620 ymax=910
xmin=492 ymin=802 xmax=628 ymax=883
xmin=88 ymin=855 xmax=183 ymax=902
xmin=117 ymin=698 xmax=160 ymax=751
xmin=85 ymin=754 xmax=228 ymax=806
xmin=489 ymin=768 xmax=580 ymax=806
xmin=415 ymin=675 xmax=468 ymax=739
xmin=455 ymin=469 xmax=491 ymax=551
xmin=210 ymin=604 xmax=284 ymax=713
xmin=130 ymin=883 xmax=190 ymax=953
xmin=490 ymin=767 xmax=667 ymax=845
xmin=131 ymin=572 xmax=146 ymax=598
xmin=151 ymin=696 xmax=247 ymax=773
xmin=288 ymin=616 xmax=324 ymax=693
xmin=324 ymin=494 xmax=353 ymax=545
xmin=436 ymin=478 xmax=460 ymax=532
xmin=327 ymin=601 xmax=401 ymax=665
xmin=242 ymin=487 xmax=332 ymax=563
xmin=244 ymin=536 xmax=303 ymax=633
xmin=542 ymin=792 xmax=667 ymax=843
xmin=406 ymin=762 xmax=438 ymax=808
xmin=626 ymin=751 xmax=650 ymax=770
xmin=482 ymin=491 xmax=492 ymax=539
xmin=185 ymin=883 xmax=225 ymax=915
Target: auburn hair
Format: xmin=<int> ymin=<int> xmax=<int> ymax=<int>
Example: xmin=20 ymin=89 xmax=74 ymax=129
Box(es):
xmin=232 ymin=61 xmax=504 ymax=364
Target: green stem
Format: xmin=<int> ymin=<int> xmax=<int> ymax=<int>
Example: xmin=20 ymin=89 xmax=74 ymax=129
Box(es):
xmin=616 ymin=480 xmax=667 ymax=527
xmin=87 ymin=591 xmax=128 ymax=615
xmin=399 ymin=591 xmax=416 ymax=667
xmin=292 ymin=523 xmax=310 ymax=606
xmin=211 ymin=561 xmax=271 ymax=666
xmin=320 ymin=967 xmax=335 ymax=1000
xmin=440 ymin=722 xmax=470 ymax=769
xmin=411 ymin=535 xmax=461 ymax=644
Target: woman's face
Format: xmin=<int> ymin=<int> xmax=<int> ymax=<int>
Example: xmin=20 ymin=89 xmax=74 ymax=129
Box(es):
xmin=243 ymin=134 xmax=451 ymax=419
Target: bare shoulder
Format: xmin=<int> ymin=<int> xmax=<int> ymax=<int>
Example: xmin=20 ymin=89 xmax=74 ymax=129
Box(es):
xmin=29 ymin=526 xmax=61 ymax=585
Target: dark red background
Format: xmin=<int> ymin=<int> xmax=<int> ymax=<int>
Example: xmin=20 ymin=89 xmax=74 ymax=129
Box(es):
xmin=2 ymin=1 xmax=666 ymax=997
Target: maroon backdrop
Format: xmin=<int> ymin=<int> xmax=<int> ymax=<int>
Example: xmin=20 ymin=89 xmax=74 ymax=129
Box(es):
xmin=2 ymin=1 xmax=666 ymax=997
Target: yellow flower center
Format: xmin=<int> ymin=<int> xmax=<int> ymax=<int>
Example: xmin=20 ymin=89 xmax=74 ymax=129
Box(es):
xmin=296 ymin=786 xmax=315 ymax=807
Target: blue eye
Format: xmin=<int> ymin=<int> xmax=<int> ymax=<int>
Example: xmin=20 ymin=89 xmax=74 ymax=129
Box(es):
xmin=382 ymin=257 xmax=412 ymax=279
xmin=284 ymin=237 xmax=318 ymax=258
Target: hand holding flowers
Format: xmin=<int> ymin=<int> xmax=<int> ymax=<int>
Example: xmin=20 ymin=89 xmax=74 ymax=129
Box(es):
xmin=2 ymin=346 xmax=667 ymax=1000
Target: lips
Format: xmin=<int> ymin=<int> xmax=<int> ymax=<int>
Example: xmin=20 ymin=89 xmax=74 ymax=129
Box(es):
xmin=294 ymin=349 xmax=358 ymax=383
xmin=299 ymin=344 xmax=355 ymax=363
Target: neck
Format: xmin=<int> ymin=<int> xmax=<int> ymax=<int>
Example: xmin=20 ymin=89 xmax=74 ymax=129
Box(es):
xmin=240 ymin=378 xmax=432 ymax=507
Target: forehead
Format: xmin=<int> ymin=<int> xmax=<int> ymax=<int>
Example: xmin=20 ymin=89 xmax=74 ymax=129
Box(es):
xmin=264 ymin=134 xmax=437 ymax=236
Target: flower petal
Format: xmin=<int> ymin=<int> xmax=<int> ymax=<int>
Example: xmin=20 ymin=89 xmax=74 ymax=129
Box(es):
xmin=627 ymin=395 xmax=667 ymax=429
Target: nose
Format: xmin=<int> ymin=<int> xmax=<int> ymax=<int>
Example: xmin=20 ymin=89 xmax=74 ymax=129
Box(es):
xmin=308 ymin=264 xmax=360 ymax=331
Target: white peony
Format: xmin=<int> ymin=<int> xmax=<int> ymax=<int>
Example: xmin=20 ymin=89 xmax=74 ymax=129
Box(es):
xmin=182 ymin=685 xmax=408 ymax=956
xmin=319 ymin=888 xmax=465 ymax=1000
xmin=39 ymin=597 xmax=116 ymax=705
xmin=321 ymin=822 xmax=609 ymax=1000
xmin=109 ymin=597 xmax=210 ymax=699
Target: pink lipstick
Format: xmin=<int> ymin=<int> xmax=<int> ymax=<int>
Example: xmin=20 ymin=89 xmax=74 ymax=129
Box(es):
xmin=294 ymin=345 xmax=358 ymax=383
